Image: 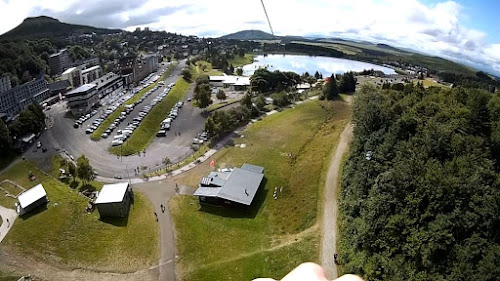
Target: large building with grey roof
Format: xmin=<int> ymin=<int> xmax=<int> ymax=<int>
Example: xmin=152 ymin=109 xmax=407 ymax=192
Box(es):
xmin=194 ymin=163 xmax=265 ymax=207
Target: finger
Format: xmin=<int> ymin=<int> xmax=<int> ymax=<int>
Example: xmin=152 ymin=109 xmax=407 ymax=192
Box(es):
xmin=281 ymin=262 xmax=329 ymax=281
xmin=335 ymin=274 xmax=364 ymax=281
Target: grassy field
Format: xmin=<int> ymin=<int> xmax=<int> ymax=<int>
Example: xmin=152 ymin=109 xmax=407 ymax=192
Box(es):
xmin=194 ymin=61 xmax=222 ymax=76
xmin=0 ymin=271 xmax=20 ymax=281
xmin=109 ymin=77 xmax=190 ymax=156
xmin=170 ymin=99 xmax=352 ymax=280
xmin=228 ymin=54 xmax=254 ymax=68
xmin=292 ymin=41 xmax=362 ymax=56
xmin=91 ymin=61 xmax=178 ymax=141
xmin=413 ymin=78 xmax=449 ymax=88
xmin=0 ymin=161 xmax=159 ymax=272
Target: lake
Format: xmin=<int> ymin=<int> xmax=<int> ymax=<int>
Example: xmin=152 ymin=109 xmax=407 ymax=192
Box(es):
xmin=242 ymin=54 xmax=396 ymax=76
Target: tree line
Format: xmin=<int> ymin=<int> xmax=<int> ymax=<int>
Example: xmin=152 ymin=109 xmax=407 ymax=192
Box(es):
xmin=0 ymin=102 xmax=46 ymax=154
xmin=250 ymin=68 xmax=301 ymax=93
xmin=339 ymin=84 xmax=500 ymax=280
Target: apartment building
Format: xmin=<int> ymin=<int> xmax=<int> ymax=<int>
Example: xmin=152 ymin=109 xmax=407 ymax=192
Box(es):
xmin=0 ymin=76 xmax=50 ymax=119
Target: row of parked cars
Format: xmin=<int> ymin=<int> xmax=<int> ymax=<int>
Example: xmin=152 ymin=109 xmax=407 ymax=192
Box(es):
xmin=74 ymin=110 xmax=98 ymax=128
xmin=111 ymin=84 xmax=171 ymax=146
xmin=157 ymin=100 xmax=183 ymax=137
xmin=84 ymin=102 xmax=126 ymax=134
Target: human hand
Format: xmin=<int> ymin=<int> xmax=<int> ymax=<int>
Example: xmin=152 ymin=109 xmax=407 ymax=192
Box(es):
xmin=253 ymin=262 xmax=363 ymax=281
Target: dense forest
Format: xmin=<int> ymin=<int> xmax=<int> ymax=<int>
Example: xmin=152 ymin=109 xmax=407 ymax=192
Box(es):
xmin=0 ymin=40 xmax=54 ymax=85
xmin=339 ymin=84 xmax=500 ymax=280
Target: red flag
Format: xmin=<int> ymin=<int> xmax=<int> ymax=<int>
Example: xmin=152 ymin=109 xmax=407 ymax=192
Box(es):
xmin=210 ymin=160 xmax=215 ymax=167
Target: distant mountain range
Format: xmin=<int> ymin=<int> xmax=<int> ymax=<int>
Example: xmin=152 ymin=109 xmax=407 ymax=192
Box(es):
xmin=0 ymin=16 xmax=121 ymax=41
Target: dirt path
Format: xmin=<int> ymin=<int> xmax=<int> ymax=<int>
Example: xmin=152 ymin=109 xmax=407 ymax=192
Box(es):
xmin=320 ymin=122 xmax=353 ymax=279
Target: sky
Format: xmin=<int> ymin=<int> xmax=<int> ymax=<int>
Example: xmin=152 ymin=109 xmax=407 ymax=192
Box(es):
xmin=0 ymin=0 xmax=499 ymax=75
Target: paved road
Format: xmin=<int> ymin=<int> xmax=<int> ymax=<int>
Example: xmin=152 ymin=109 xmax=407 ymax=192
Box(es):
xmin=320 ymin=123 xmax=354 ymax=279
xmin=37 ymin=59 xmax=206 ymax=178
xmin=0 ymin=206 xmax=17 ymax=243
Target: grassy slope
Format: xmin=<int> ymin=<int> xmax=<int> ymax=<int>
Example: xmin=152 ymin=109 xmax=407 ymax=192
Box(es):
xmin=0 ymin=161 xmax=158 ymax=272
xmin=109 ymin=77 xmax=190 ymax=156
xmin=228 ymin=54 xmax=254 ymax=67
xmin=91 ymin=62 xmax=178 ymax=141
xmin=0 ymin=271 xmax=20 ymax=281
xmin=170 ymin=99 xmax=352 ymax=280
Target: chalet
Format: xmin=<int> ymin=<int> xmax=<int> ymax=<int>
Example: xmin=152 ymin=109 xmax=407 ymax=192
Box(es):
xmin=194 ymin=163 xmax=264 ymax=207
xmin=16 ymin=184 xmax=48 ymax=215
xmin=95 ymin=182 xmax=134 ymax=218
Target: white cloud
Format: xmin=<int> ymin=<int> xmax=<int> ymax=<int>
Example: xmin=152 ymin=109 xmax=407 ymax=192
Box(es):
xmin=0 ymin=0 xmax=498 ymax=74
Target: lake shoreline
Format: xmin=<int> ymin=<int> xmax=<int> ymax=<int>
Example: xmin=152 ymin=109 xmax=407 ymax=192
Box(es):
xmin=243 ymin=54 xmax=396 ymax=76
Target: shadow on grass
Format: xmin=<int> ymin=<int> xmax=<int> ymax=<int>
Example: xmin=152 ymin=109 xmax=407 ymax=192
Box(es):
xmin=199 ymin=177 xmax=269 ymax=219
xmin=99 ymin=213 xmax=130 ymax=227
xmin=19 ymin=203 xmax=48 ymax=220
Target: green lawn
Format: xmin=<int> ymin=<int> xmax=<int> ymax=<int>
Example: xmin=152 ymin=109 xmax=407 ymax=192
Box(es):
xmin=0 ymin=161 xmax=159 ymax=272
xmin=109 ymin=77 xmax=190 ymax=156
xmin=228 ymin=54 xmax=254 ymax=67
xmin=412 ymin=78 xmax=449 ymax=88
xmin=194 ymin=61 xmax=222 ymax=76
xmin=0 ymin=271 xmax=20 ymax=281
xmin=91 ymin=61 xmax=178 ymax=141
xmin=170 ymin=99 xmax=352 ymax=280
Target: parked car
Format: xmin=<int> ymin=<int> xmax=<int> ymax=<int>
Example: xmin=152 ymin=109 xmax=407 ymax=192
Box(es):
xmin=156 ymin=130 xmax=167 ymax=137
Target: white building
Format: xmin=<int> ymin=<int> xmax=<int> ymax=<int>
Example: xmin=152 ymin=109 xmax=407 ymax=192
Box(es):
xmin=81 ymin=66 xmax=102 ymax=84
xmin=16 ymin=183 xmax=48 ymax=215
xmin=209 ymin=75 xmax=250 ymax=91
xmin=95 ymin=182 xmax=134 ymax=218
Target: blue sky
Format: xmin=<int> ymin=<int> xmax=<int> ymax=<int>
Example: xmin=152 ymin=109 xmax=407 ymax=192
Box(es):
xmin=0 ymin=0 xmax=499 ymax=75
xmin=426 ymin=0 xmax=500 ymax=43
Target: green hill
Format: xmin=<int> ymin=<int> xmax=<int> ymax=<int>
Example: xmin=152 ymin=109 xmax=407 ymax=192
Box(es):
xmin=0 ymin=16 xmax=121 ymax=41
xmin=221 ymin=29 xmax=277 ymax=40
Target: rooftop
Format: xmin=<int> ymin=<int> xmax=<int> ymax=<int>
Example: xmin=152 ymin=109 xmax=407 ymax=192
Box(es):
xmin=65 ymin=83 xmax=97 ymax=97
xmin=94 ymin=72 xmax=121 ymax=89
xmin=18 ymin=183 xmax=47 ymax=209
xmin=61 ymin=67 xmax=78 ymax=75
xmin=194 ymin=164 xmax=265 ymax=206
xmin=48 ymin=80 xmax=71 ymax=92
xmin=95 ymin=182 xmax=130 ymax=204
xmin=82 ymin=65 xmax=101 ymax=74
xmin=209 ymin=75 xmax=250 ymax=86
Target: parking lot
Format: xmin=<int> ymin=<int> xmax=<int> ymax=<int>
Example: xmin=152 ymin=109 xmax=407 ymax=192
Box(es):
xmin=37 ymin=59 xmax=208 ymax=178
